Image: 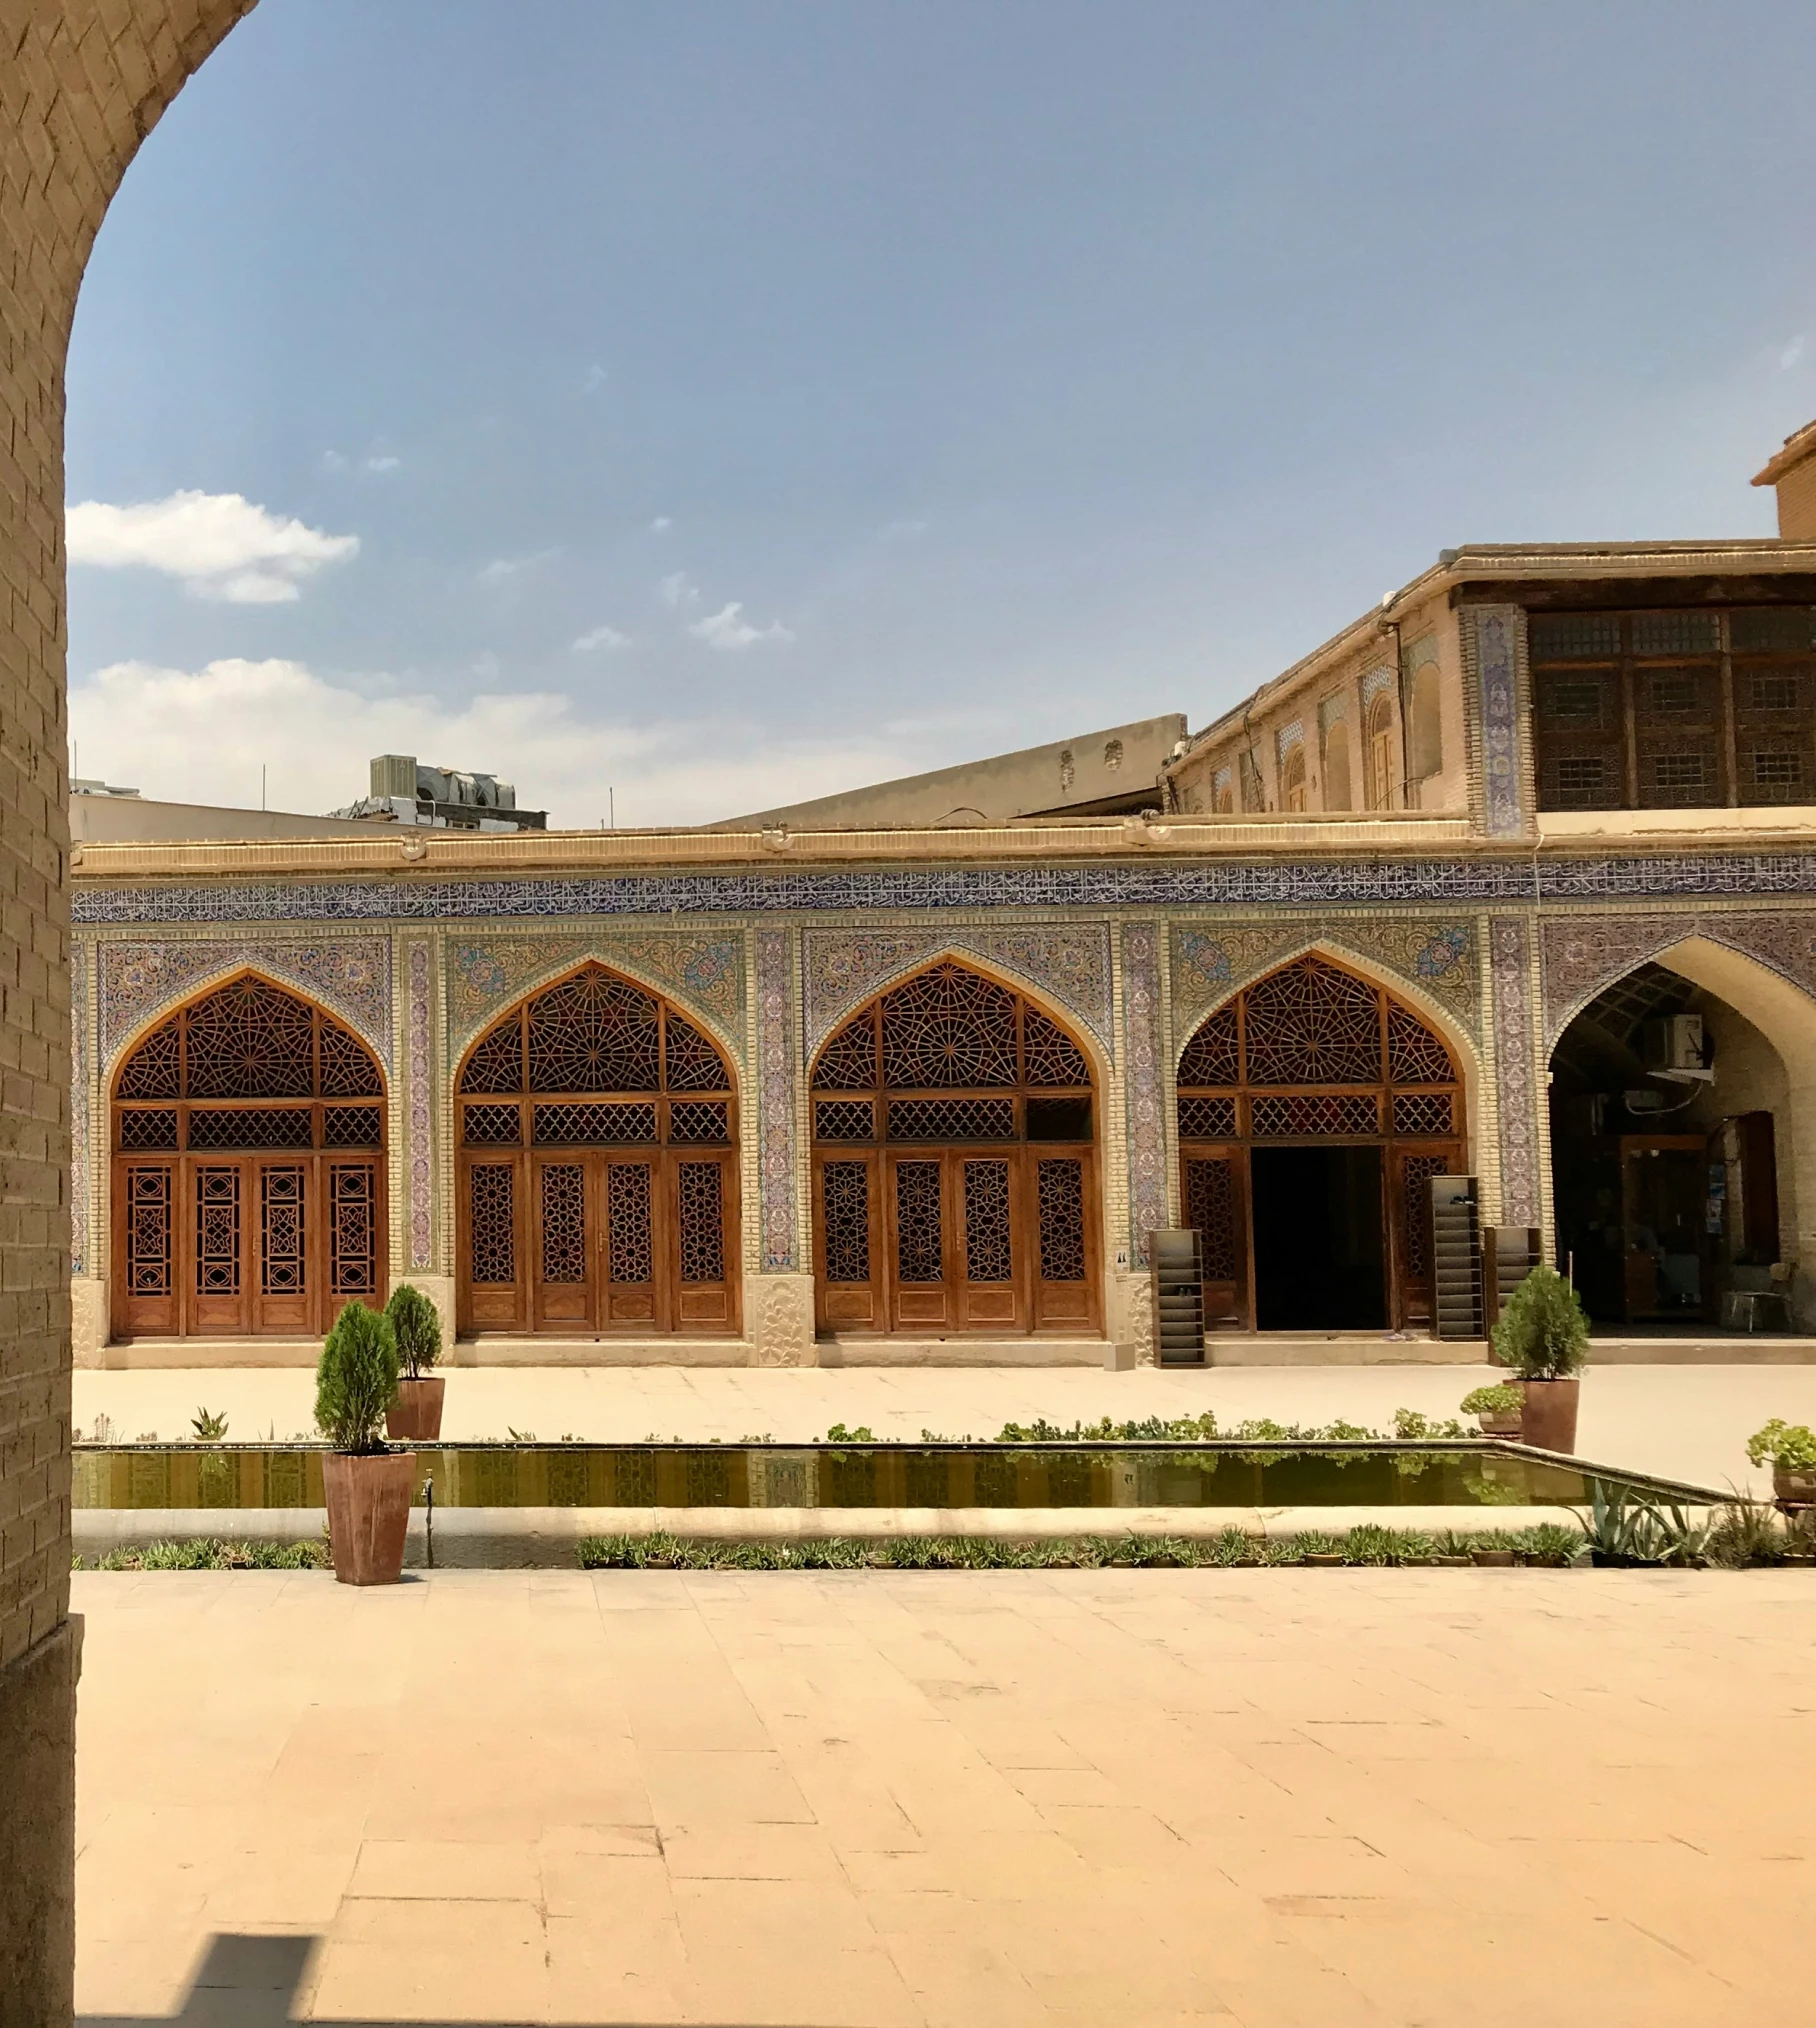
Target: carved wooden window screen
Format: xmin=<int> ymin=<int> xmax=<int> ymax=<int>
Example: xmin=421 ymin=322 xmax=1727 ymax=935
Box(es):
xmin=126 ymin=1168 xmax=172 ymax=1297
xmin=1532 ymin=607 xmax=1816 ymax=813
xmin=459 ymin=964 xmax=734 ymax=1149
xmin=821 ymin=1162 xmax=872 ymax=1283
xmin=329 ymin=1164 xmax=379 ymax=1297
xmin=115 ymin=974 xmax=385 ymax=1152
xmin=811 ymin=963 xmax=1092 ymax=1144
xmin=1175 ymin=955 xmax=1459 ymax=1146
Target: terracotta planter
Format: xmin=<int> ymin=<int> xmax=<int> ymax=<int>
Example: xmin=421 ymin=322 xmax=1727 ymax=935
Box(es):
xmin=386 ymin=1376 xmax=446 ymax=1442
xmin=1518 ymin=1377 xmax=1581 ymax=1454
xmin=322 ymin=1450 xmax=416 ymax=1586
xmin=1772 ymin=1464 xmax=1816 ymax=1507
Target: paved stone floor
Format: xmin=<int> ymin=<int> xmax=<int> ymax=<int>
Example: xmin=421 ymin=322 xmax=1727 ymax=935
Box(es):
xmin=75 ymin=1568 xmax=1815 ymax=2027
xmin=73 ymin=1362 xmax=1816 ymax=1496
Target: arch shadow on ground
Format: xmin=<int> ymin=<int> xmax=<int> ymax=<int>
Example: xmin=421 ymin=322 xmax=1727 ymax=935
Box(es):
xmin=81 ymin=1932 xmax=835 ymax=2028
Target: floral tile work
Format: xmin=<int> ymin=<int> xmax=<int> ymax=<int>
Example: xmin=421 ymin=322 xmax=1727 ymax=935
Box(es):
xmin=1490 ymin=917 xmax=1539 ymax=1226
xmin=446 ymin=933 xmax=745 ymax=1056
xmin=1122 ymin=922 xmax=1167 ymax=1268
xmin=755 ymin=929 xmax=797 ymax=1272
xmin=802 ymin=924 xmax=1114 ymax=1063
xmin=408 ymin=943 xmax=434 ymax=1272
xmin=96 ymin=938 xmax=393 ymax=1069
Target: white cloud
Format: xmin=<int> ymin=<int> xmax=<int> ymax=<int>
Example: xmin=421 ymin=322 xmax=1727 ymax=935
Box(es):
xmin=69 ymin=656 xmax=899 ymax=828
xmin=583 ymin=363 xmax=608 ymax=394
xmin=650 ymin=516 xmax=673 ymax=533
xmin=477 ymin=548 xmax=558 ymax=586
xmin=572 ymin=624 xmax=630 ymax=652
xmin=658 ymin=571 xmax=697 ymax=608
xmin=1781 ymin=335 xmax=1807 ymax=372
xmin=365 ymin=454 xmax=401 ymax=474
xmin=689 ymin=601 xmax=794 ymax=651
xmin=65 ymin=490 xmax=358 ymax=604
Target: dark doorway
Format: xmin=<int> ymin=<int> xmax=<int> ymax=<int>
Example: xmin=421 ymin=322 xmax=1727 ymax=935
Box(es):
xmin=1250 ymin=1145 xmax=1386 ymax=1329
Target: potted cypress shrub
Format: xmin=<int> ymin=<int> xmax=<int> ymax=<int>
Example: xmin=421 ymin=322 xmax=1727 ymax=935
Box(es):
xmin=316 ymin=1299 xmax=413 ymax=1585
xmin=1745 ymin=1419 xmax=1816 ymax=1507
xmin=1490 ymin=1265 xmax=1590 ymax=1453
xmin=384 ymin=1283 xmax=445 ymax=1441
xmin=1460 ymin=1382 xmax=1525 ymax=1437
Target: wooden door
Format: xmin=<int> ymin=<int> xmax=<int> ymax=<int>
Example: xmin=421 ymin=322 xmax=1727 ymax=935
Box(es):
xmin=252 ymin=1159 xmax=312 ymax=1334
xmin=1390 ymin=1148 xmax=1461 ymax=1329
xmin=673 ymin=1154 xmax=737 ymax=1330
xmin=604 ymin=1157 xmax=660 ymax=1327
xmin=113 ymin=1160 xmax=178 ymax=1337
xmin=189 ymin=1160 xmax=248 ymax=1333
xmin=1182 ymin=1150 xmax=1246 ymax=1329
xmin=533 ymin=1156 xmax=592 ymax=1330
xmin=956 ymin=1154 xmax=1022 ymax=1330
xmin=1031 ymin=1151 xmax=1095 ymax=1329
xmin=886 ymin=1153 xmax=951 ymax=1329
xmin=461 ymin=1154 xmax=526 ymax=1331
xmin=815 ymin=1152 xmax=880 ymax=1331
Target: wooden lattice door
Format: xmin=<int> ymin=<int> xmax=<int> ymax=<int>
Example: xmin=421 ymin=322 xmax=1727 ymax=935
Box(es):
xmin=110 ymin=975 xmax=386 ymax=1339
xmin=1175 ymin=955 xmax=1464 ymax=1332
xmin=456 ymin=966 xmax=740 ymax=1336
xmin=810 ymin=963 xmax=1101 ymax=1336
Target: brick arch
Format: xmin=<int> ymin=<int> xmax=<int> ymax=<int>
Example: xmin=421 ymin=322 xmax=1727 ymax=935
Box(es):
xmin=3 ymin=13 xmax=267 ymax=2009
xmin=1542 ymin=911 xmax=1816 ymax=1048
xmin=1171 ymin=949 xmax=1470 ymax=1333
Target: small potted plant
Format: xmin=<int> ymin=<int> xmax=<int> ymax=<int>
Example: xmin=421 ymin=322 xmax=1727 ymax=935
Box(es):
xmin=384 ymin=1283 xmax=445 ymax=1441
xmin=1745 ymin=1419 xmax=1816 ymax=1507
xmin=316 ymin=1299 xmax=412 ymax=1586
xmin=1490 ymin=1265 xmax=1590 ymax=1453
xmin=1460 ymin=1382 xmax=1524 ymax=1438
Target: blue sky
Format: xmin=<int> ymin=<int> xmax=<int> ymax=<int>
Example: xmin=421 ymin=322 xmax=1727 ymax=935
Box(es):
xmin=66 ymin=0 xmax=1816 ymax=825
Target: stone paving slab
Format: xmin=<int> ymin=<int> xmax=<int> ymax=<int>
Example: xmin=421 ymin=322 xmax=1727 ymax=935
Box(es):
xmin=72 ymin=1362 xmax=1816 ymax=1497
xmin=74 ymin=1568 xmax=1816 ymax=2026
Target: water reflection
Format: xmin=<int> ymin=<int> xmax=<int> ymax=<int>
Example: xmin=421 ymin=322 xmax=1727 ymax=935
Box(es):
xmin=70 ymin=1441 xmax=1701 ymax=1513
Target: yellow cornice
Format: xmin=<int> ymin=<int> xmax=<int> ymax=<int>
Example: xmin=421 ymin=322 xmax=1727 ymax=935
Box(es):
xmin=65 ymin=803 xmax=1816 ymax=892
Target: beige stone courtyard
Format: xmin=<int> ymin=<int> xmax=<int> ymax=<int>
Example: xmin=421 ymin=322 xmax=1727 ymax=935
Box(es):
xmin=76 ymin=1565 xmax=1815 ymax=2028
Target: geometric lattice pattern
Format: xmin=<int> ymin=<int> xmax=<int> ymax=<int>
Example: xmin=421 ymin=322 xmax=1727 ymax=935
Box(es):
xmin=893 ymin=1161 xmax=944 ymax=1283
xmin=114 ymin=972 xmax=387 ymax=1153
xmin=821 ymin=1161 xmax=872 ymax=1284
xmin=1036 ymin=1158 xmax=1086 ymax=1283
xmin=329 ymin=1164 xmax=379 ymax=1297
xmin=607 ymin=1164 xmax=654 ymax=1286
xmin=962 ymin=1160 xmax=1013 ymax=1284
xmin=677 ymin=1162 xmax=725 ymax=1285
xmin=887 ymin=1097 xmax=1016 ymax=1144
xmin=1176 ymin=955 xmax=1459 ymax=1149
xmin=1183 ymin=1156 xmax=1238 ymax=1282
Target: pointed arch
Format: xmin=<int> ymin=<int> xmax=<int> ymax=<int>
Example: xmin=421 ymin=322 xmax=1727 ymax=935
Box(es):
xmin=449 ymin=943 xmax=746 ymax=1078
xmin=801 ymin=929 xmax=1115 ymax=1070
xmin=453 ymin=962 xmax=740 ymax=1339
xmin=109 ymin=971 xmax=388 ymax=1342
xmin=1173 ymin=950 xmax=1470 ymax=1334
xmin=809 ymin=957 xmax=1101 ymax=1338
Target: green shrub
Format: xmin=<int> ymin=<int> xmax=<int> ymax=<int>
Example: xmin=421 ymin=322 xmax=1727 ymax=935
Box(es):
xmin=1392 ymin=1408 xmax=1472 ymax=1439
xmin=314 ymin=1300 xmax=398 ymax=1454
xmin=190 ymin=1406 xmax=229 ymax=1441
xmin=1745 ymin=1418 xmax=1816 ymax=1471
xmin=1490 ymin=1265 xmax=1589 ymax=1378
xmin=1460 ymin=1383 xmax=1525 ymax=1417
xmin=385 ymin=1283 xmax=442 ymax=1380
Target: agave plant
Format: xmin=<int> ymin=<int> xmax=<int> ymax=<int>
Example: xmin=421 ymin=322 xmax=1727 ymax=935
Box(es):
xmin=1578 ymin=1482 xmax=1711 ymax=1566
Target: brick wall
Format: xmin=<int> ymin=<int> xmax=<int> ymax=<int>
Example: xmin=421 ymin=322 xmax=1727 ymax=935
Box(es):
xmin=0 ymin=0 xmax=252 ymax=1668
